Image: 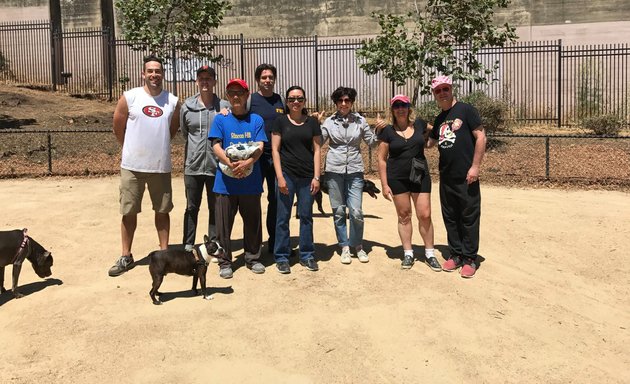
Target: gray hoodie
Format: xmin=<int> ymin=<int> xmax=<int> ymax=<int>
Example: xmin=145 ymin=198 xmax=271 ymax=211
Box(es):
xmin=180 ymin=93 xmax=229 ymax=176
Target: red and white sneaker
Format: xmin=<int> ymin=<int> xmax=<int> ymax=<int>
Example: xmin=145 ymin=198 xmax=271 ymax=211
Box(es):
xmin=460 ymin=258 xmax=477 ymax=278
xmin=442 ymin=255 xmax=463 ymax=272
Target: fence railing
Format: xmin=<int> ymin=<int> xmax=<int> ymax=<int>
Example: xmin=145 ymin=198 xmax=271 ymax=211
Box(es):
xmin=1 ymin=129 xmax=629 ymax=188
xmin=1 ymin=20 xmax=629 ymax=127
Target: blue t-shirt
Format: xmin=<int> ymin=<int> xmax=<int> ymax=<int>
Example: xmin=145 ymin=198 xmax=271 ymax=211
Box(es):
xmin=209 ymin=113 xmax=267 ymax=195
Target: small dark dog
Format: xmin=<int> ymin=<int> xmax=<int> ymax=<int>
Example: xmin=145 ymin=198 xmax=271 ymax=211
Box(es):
xmin=0 ymin=228 xmax=54 ymax=299
xmin=148 ymin=235 xmax=223 ymax=305
xmin=295 ymin=175 xmax=381 ymax=218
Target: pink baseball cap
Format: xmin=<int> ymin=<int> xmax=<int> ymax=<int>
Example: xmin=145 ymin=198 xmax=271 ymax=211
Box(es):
xmin=390 ymin=94 xmax=411 ymax=106
xmin=226 ymin=78 xmax=249 ymax=91
xmin=431 ymin=75 xmax=452 ymax=90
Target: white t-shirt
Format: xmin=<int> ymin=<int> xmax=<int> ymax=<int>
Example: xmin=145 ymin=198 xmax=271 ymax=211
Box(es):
xmin=121 ymin=87 xmax=178 ymax=173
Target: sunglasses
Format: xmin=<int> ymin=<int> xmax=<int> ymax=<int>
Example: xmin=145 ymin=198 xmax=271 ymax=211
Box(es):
xmin=433 ymin=86 xmax=451 ymax=95
xmin=287 ymin=97 xmax=305 ymax=103
xmin=226 ymin=90 xmax=247 ymax=97
xmin=337 ymin=98 xmax=353 ymax=104
xmin=392 ymin=102 xmax=410 ymax=109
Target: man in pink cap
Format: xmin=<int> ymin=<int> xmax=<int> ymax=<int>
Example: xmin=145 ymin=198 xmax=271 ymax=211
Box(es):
xmin=208 ymin=78 xmax=267 ymax=278
xmin=427 ymin=75 xmax=487 ymax=278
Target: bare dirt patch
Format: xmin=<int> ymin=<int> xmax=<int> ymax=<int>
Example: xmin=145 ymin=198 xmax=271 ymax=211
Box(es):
xmin=0 ymin=84 xmax=114 ymax=130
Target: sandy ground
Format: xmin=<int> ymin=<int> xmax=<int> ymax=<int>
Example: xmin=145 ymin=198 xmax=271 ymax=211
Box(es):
xmin=0 ymin=176 xmax=628 ymax=384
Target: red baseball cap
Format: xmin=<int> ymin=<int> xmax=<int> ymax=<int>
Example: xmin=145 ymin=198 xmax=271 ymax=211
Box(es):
xmin=226 ymin=78 xmax=249 ymax=91
xmin=390 ymin=94 xmax=411 ymax=106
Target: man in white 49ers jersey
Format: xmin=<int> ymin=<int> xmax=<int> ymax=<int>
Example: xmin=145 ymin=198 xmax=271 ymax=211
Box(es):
xmin=109 ymin=55 xmax=181 ymax=277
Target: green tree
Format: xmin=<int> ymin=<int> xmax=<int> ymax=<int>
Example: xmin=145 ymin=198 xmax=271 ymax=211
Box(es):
xmin=357 ymin=0 xmax=517 ymax=104
xmin=115 ymin=0 xmax=232 ymax=61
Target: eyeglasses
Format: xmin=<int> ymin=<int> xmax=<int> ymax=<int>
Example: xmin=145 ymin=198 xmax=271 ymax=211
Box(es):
xmin=337 ymin=98 xmax=353 ymax=104
xmin=392 ymin=102 xmax=410 ymax=109
xmin=226 ymin=90 xmax=247 ymax=97
xmin=287 ymin=97 xmax=305 ymax=103
xmin=433 ymin=86 xmax=451 ymax=95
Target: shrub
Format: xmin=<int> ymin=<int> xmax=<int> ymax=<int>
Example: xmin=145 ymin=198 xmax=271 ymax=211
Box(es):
xmin=461 ymin=91 xmax=512 ymax=133
xmin=581 ymin=114 xmax=623 ymax=136
xmin=414 ymin=100 xmax=441 ymax=124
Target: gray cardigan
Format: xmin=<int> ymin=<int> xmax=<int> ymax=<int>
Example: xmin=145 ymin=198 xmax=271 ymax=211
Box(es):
xmin=180 ymin=93 xmax=229 ymax=176
xmin=321 ymin=111 xmax=378 ymax=174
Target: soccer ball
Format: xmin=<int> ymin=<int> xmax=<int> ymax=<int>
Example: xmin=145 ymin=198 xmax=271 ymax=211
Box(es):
xmin=219 ymin=142 xmax=259 ymax=178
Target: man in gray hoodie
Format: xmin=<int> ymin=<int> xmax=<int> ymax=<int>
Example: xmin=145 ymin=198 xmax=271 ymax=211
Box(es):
xmin=180 ymin=65 xmax=229 ymax=251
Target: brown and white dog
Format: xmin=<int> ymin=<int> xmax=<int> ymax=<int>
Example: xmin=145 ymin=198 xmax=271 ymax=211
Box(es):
xmin=0 ymin=228 xmax=54 ymax=298
xmin=148 ymin=235 xmax=223 ymax=305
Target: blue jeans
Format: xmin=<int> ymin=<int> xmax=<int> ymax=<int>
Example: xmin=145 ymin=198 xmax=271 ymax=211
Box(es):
xmin=326 ymin=172 xmax=364 ymax=248
xmin=274 ymin=172 xmax=314 ymax=262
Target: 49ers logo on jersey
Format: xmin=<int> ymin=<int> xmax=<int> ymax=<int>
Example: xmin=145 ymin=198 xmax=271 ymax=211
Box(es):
xmin=142 ymin=106 xmax=164 ymax=117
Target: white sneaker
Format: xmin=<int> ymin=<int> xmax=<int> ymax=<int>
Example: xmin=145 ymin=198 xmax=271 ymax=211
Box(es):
xmin=340 ymin=248 xmax=352 ymax=264
xmin=356 ymin=249 xmax=369 ymax=263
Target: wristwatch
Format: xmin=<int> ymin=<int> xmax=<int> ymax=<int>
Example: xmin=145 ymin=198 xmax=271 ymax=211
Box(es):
xmin=314 ymin=176 xmax=320 ymax=181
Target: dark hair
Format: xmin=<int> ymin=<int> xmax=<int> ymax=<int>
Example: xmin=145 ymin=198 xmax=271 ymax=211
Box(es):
xmin=331 ymin=87 xmax=357 ymax=103
xmin=254 ymin=63 xmax=277 ymax=81
xmin=143 ymin=55 xmax=164 ymax=71
xmin=284 ymin=85 xmax=308 ymax=115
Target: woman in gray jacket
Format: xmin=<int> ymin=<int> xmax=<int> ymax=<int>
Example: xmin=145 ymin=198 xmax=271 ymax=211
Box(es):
xmin=321 ymin=87 xmax=379 ymax=264
xmin=180 ymin=65 xmax=228 ymax=251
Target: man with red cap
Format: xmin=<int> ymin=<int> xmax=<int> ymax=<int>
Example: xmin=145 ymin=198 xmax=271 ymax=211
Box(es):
xmin=428 ymin=75 xmax=487 ymax=278
xmin=209 ymin=78 xmax=267 ymax=278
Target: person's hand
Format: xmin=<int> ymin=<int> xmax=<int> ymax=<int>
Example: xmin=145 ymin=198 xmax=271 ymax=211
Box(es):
xmin=311 ymin=110 xmax=326 ymax=124
xmin=382 ymin=185 xmax=393 ymax=201
xmin=220 ymin=107 xmax=230 ymax=116
xmin=466 ymin=165 xmax=480 ymax=184
xmin=310 ymin=178 xmax=320 ymax=195
xmin=277 ymin=176 xmax=289 ymax=195
xmin=374 ymin=113 xmax=387 ymax=131
xmin=231 ymin=159 xmax=253 ymax=178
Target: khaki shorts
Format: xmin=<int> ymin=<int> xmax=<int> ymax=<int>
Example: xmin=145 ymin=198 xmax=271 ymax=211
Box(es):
xmin=119 ymin=169 xmax=174 ymax=215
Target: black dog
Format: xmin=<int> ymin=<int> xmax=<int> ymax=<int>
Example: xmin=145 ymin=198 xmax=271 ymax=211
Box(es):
xmin=0 ymin=228 xmax=54 ymax=299
xmin=295 ymin=175 xmax=381 ymax=218
xmin=148 ymin=235 xmax=223 ymax=305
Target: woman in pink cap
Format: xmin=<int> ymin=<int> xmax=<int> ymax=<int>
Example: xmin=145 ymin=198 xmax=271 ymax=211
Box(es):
xmin=376 ymin=94 xmax=441 ymax=271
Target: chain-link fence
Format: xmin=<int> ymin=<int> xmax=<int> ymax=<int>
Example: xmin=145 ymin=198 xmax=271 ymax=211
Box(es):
xmin=1 ymin=129 xmax=629 ymax=188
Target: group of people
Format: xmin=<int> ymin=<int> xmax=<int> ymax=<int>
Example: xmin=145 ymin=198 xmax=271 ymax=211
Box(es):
xmin=108 ymin=55 xmax=486 ymax=280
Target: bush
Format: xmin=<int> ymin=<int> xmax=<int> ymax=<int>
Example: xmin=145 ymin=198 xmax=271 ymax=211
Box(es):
xmin=581 ymin=114 xmax=623 ymax=136
xmin=414 ymin=100 xmax=441 ymax=124
xmin=461 ymin=91 xmax=512 ymax=133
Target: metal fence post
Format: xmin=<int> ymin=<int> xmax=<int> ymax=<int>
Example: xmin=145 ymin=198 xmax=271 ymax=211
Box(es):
xmin=557 ymin=39 xmax=562 ymax=128
xmin=314 ymin=35 xmax=319 ymax=112
xmin=47 ymin=132 xmax=53 ymax=174
xmin=545 ymin=136 xmax=550 ymax=179
xmin=171 ymin=37 xmax=178 ymax=96
xmin=239 ymin=34 xmax=244 ymax=79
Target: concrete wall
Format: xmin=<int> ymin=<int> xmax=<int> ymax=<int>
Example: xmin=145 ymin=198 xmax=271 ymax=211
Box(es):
xmin=0 ymin=0 xmax=629 ymax=42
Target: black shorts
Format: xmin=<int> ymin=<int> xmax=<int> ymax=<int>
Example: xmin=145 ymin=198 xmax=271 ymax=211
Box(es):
xmin=388 ymin=175 xmax=432 ymax=195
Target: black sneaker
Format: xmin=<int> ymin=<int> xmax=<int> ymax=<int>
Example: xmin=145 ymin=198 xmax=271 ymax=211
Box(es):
xmin=276 ymin=261 xmax=291 ymax=274
xmin=108 ymin=254 xmax=135 ymax=277
xmin=424 ymin=256 xmax=442 ymax=272
xmin=299 ymin=258 xmax=319 ymax=271
xmin=401 ymin=254 xmax=414 ymax=269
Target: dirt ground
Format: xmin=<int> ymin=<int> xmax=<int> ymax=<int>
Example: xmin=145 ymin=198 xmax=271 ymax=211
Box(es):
xmin=0 ymin=176 xmax=629 ymax=383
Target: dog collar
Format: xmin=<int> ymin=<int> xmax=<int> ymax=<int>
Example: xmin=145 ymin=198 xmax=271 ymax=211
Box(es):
xmin=12 ymin=228 xmax=29 ymax=264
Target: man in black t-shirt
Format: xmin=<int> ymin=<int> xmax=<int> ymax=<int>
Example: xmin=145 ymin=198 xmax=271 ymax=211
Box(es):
xmin=249 ymin=64 xmax=285 ymax=254
xmin=428 ymin=75 xmax=487 ymax=278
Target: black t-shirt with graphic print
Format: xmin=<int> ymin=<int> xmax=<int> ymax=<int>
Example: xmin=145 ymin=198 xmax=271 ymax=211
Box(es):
xmin=431 ymin=101 xmax=482 ymax=180
xmin=377 ymin=118 xmax=428 ymax=180
xmin=271 ymin=114 xmax=322 ymax=179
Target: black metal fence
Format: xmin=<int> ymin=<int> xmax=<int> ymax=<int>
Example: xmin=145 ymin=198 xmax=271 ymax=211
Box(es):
xmin=1 ymin=129 xmax=629 ymax=188
xmin=1 ymin=20 xmax=629 ymax=126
